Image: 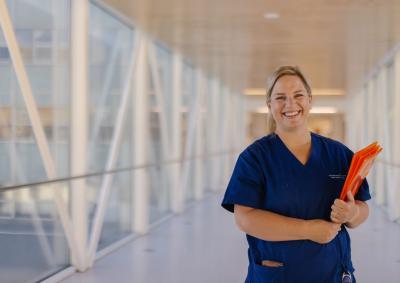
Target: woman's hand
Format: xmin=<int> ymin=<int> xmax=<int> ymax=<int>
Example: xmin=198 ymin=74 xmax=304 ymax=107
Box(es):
xmin=330 ymin=191 xmax=360 ymax=224
xmin=306 ymin=219 xmax=341 ymax=244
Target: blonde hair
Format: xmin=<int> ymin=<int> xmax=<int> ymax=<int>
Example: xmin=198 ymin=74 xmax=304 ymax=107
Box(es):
xmin=265 ymin=66 xmax=312 ymax=133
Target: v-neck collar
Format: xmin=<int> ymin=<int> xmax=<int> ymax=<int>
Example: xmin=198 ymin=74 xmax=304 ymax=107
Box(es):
xmin=273 ymin=132 xmax=316 ymax=168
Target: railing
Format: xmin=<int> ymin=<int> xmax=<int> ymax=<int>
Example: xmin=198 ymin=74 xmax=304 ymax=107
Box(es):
xmin=0 ymin=150 xmax=239 ymax=193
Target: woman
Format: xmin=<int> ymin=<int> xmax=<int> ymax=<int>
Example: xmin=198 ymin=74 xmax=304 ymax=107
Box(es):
xmin=221 ymin=66 xmax=370 ymax=283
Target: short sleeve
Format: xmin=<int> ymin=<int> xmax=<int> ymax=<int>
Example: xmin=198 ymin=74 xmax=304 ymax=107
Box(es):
xmin=355 ymin=178 xmax=371 ymax=201
xmin=221 ymin=148 xmax=265 ymax=213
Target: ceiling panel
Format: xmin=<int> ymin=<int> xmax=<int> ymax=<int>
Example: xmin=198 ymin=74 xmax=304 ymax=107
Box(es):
xmin=101 ymin=0 xmax=400 ymax=93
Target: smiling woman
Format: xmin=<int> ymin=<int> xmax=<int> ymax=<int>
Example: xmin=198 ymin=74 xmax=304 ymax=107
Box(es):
xmin=221 ymin=66 xmax=371 ymax=283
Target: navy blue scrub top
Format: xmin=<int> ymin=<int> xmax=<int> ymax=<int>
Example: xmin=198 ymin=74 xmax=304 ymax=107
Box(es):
xmin=221 ymin=132 xmax=371 ymax=283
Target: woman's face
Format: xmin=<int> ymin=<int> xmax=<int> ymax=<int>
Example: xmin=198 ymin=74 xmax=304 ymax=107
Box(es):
xmin=268 ymin=75 xmax=312 ymax=132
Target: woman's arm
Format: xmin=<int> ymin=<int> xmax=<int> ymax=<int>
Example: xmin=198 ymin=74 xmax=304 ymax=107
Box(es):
xmin=234 ymin=204 xmax=341 ymax=244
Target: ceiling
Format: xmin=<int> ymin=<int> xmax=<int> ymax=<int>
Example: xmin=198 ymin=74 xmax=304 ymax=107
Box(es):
xmin=101 ymin=0 xmax=400 ymax=94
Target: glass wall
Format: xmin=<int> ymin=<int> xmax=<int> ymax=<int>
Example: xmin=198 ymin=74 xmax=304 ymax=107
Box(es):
xmin=0 ymin=0 xmax=70 ymax=281
xmin=87 ymin=2 xmax=134 ymax=251
xmin=148 ymin=43 xmax=173 ymax=223
xmin=0 ymin=0 xmax=244 ymax=282
xmin=0 ymin=0 xmax=70 ymax=186
xmin=0 ymin=184 xmax=69 ymax=283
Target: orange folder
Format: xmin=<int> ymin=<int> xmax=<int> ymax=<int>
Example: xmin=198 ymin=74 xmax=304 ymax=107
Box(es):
xmin=339 ymin=142 xmax=383 ymax=200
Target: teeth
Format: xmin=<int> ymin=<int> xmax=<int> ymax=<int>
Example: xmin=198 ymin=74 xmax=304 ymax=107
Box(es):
xmin=284 ymin=111 xmax=300 ymax=117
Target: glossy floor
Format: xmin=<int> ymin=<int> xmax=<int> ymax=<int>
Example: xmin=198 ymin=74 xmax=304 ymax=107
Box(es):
xmin=62 ymin=194 xmax=400 ymax=283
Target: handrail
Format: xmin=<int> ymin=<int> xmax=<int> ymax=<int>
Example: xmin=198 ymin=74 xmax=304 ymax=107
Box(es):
xmin=0 ymin=150 xmax=240 ymax=193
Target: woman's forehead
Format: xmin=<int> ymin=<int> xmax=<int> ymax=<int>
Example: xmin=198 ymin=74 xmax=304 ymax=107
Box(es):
xmin=272 ymin=75 xmax=307 ymax=93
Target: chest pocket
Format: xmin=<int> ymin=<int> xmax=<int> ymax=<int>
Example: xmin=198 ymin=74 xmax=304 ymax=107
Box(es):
xmin=326 ymin=176 xmax=346 ymax=199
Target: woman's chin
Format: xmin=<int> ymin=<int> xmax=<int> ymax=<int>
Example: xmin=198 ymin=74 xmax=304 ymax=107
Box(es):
xmin=280 ymin=120 xmax=306 ymax=131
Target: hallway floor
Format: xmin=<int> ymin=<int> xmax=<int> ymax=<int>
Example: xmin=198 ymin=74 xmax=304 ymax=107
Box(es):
xmin=62 ymin=194 xmax=400 ymax=283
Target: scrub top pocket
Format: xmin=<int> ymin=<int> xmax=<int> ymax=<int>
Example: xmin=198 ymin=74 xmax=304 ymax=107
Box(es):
xmin=252 ymin=263 xmax=285 ymax=283
xmin=326 ymin=177 xmax=345 ymax=193
xmin=325 ymin=177 xmax=346 ymax=207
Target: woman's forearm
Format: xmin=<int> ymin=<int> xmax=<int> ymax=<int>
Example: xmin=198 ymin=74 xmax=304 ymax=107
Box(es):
xmin=235 ymin=205 xmax=306 ymax=241
xmin=234 ymin=205 xmax=308 ymax=241
xmin=234 ymin=204 xmax=341 ymax=243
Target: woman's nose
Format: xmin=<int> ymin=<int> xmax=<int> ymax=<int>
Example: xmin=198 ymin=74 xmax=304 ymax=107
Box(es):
xmin=285 ymin=96 xmax=295 ymax=105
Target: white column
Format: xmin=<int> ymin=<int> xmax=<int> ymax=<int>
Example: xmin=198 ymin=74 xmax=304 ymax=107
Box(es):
xmin=51 ymin=0 xmax=67 ymax=265
xmin=170 ymin=52 xmax=183 ymax=213
xmin=194 ymin=69 xmax=204 ymax=200
xmin=218 ymin=85 xmax=228 ymax=189
xmin=147 ymin=42 xmax=172 ymax=215
xmin=240 ymin=92 xmax=247 ymax=149
xmin=180 ymin=67 xmax=202 ymax=205
xmin=231 ymin=91 xmax=241 ymax=164
xmin=345 ymin=94 xmax=356 ymax=149
xmin=222 ymin=88 xmax=232 ymax=187
xmin=132 ymin=33 xmax=150 ymax=233
xmin=70 ymin=0 xmax=89 ymax=271
xmin=391 ymin=50 xmax=400 ymax=220
xmin=203 ymin=77 xmax=212 ymax=192
xmin=374 ymin=69 xmax=386 ymax=205
xmin=359 ymin=90 xmax=366 ymax=148
xmin=355 ymin=90 xmax=365 ymax=149
xmin=210 ymin=79 xmax=221 ymax=191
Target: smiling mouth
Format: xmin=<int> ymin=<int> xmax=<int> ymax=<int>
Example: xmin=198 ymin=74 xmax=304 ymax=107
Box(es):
xmin=282 ymin=110 xmax=301 ymax=118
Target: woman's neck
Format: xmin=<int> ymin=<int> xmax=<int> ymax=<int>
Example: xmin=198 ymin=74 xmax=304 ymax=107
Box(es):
xmin=275 ymin=127 xmax=311 ymax=147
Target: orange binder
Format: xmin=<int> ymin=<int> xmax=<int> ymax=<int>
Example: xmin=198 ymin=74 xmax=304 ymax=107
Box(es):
xmin=339 ymin=142 xmax=383 ymax=200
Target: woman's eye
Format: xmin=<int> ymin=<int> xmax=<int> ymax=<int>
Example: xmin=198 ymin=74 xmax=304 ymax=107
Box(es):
xmin=276 ymin=97 xmax=285 ymax=100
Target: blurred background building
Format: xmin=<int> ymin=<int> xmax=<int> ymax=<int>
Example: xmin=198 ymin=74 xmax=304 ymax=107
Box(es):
xmin=0 ymin=0 xmax=399 ymax=282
